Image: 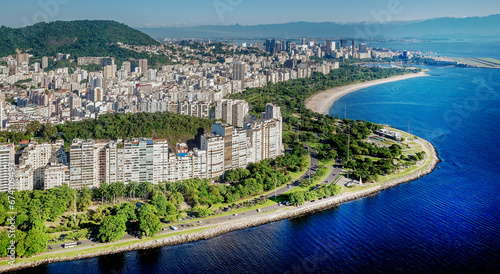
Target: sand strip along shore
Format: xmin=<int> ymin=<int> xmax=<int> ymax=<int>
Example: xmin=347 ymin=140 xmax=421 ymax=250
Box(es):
xmin=1 ymin=70 xmax=439 ymax=273
xmin=305 ymin=71 xmax=429 ymax=115
xmin=1 ymin=139 xmax=440 ymax=273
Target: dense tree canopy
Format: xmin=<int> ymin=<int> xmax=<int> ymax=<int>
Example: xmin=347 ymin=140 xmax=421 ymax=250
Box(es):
xmin=0 ymin=20 xmax=168 ymax=67
xmin=97 ymin=215 xmax=127 ymax=243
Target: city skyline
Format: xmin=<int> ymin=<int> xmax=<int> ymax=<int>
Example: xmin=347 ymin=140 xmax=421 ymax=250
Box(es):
xmin=1 ymin=0 xmax=500 ymax=28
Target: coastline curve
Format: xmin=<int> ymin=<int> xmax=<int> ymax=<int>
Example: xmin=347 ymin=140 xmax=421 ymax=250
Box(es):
xmin=1 ymin=138 xmax=440 ymax=273
xmin=0 ymin=71 xmax=440 ymax=273
xmin=305 ymin=71 xmax=429 ymax=115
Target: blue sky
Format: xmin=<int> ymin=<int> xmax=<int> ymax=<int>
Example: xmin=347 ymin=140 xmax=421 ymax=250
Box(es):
xmin=1 ymin=0 xmax=500 ymax=28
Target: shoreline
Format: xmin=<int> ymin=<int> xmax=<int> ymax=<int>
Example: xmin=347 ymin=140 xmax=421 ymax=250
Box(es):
xmin=1 ymin=72 xmax=440 ymax=273
xmin=305 ymin=71 xmax=429 ymax=115
xmin=1 ymin=139 xmax=440 ymax=273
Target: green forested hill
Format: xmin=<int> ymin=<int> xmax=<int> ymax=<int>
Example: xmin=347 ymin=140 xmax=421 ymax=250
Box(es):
xmin=0 ymin=20 xmax=168 ymax=66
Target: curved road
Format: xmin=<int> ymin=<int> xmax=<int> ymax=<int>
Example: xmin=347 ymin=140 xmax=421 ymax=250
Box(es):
xmin=47 ymin=146 xmax=341 ymax=252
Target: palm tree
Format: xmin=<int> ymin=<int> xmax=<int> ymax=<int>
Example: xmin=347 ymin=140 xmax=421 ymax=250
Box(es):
xmin=126 ymin=182 xmax=138 ymax=199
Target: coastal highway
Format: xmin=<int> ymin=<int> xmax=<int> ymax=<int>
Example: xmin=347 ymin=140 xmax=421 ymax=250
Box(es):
xmin=47 ymin=146 xmax=340 ymax=252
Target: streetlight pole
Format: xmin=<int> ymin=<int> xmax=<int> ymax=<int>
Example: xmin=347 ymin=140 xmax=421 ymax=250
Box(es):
xmin=347 ymin=126 xmax=350 ymax=163
xmin=309 ymin=165 xmax=311 ymax=185
xmin=274 ymin=170 xmax=277 ymax=200
xmin=73 ymin=187 xmax=76 ymax=224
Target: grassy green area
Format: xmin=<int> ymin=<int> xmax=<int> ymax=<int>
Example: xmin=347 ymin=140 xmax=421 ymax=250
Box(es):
xmin=319 ymin=158 xmax=335 ymax=166
xmin=0 ymin=226 xmax=216 ymax=268
xmin=304 ymin=140 xmax=322 ymax=151
xmin=163 ymin=154 xmax=312 ymax=227
xmin=340 ymin=185 xmax=370 ymax=193
xmin=289 ymin=155 xmax=310 ymax=181
xmin=168 ymin=200 xmax=277 ymax=226
xmin=193 ymin=154 xmax=311 ymax=212
xmin=331 ymin=174 xmax=343 ymax=185
xmin=283 ymin=185 xmax=310 ymax=195
xmin=314 ymin=166 xmax=331 ymax=184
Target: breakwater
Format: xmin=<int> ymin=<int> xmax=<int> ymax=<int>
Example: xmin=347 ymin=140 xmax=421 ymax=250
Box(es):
xmin=1 ymin=139 xmax=439 ymax=273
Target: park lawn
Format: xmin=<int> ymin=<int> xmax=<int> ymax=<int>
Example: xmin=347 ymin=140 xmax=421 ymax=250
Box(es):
xmin=0 ymin=226 xmax=216 ymax=268
xmin=289 ymin=154 xmax=310 ymax=181
xmin=201 ymin=155 xmax=311 ymax=210
xmin=48 ymin=236 xmax=89 ymax=246
xmin=313 ymin=166 xmax=331 ymax=184
xmin=378 ymin=153 xmax=433 ymax=184
xmin=284 ymin=185 xmax=309 ymax=195
xmin=167 ymin=200 xmax=277 ymax=226
xmin=206 ymin=181 xmax=290 ymax=210
xmin=319 ymin=158 xmax=335 ymax=166
xmin=166 ymin=155 xmax=312 ymax=227
xmin=304 ymin=140 xmax=322 ymax=150
xmin=340 ymin=185 xmax=370 ymax=193
xmin=359 ymin=155 xmax=381 ymax=161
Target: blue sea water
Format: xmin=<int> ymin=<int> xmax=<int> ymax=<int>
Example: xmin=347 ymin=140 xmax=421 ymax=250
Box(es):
xmin=15 ymin=69 xmax=500 ymax=273
xmin=368 ymin=40 xmax=500 ymax=59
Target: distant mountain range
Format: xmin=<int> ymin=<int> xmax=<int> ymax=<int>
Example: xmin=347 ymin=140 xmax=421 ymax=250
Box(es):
xmin=139 ymin=14 xmax=500 ymax=40
xmin=0 ymin=20 xmax=160 ymax=58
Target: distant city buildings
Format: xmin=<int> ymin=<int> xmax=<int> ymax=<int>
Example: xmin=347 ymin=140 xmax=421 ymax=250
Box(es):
xmin=1 ymin=100 xmax=283 ymax=191
xmin=215 ymin=99 xmax=249 ymax=128
xmin=77 ymin=57 xmax=114 ymax=66
xmin=139 ymin=59 xmax=148 ymax=74
xmin=0 ymin=38 xmax=411 ymax=192
xmin=0 ymin=41 xmax=344 ymax=131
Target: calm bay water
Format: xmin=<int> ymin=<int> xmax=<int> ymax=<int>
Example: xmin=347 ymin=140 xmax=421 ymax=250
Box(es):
xmin=16 ymin=67 xmax=500 ymax=273
xmin=366 ymin=40 xmax=500 ymax=59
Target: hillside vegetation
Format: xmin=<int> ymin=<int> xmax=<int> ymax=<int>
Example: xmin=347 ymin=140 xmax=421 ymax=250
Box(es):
xmin=0 ymin=20 xmax=168 ymax=66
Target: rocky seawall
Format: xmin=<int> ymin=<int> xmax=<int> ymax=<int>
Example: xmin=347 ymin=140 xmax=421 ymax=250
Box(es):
xmin=1 ymin=141 xmax=440 ymax=273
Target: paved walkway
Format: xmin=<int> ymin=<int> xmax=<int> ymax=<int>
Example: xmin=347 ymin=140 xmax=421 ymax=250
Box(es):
xmin=48 ymin=146 xmax=328 ymax=252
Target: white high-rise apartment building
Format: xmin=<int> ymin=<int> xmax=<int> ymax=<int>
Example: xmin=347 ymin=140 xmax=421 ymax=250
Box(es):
xmin=192 ymin=148 xmax=207 ymax=179
xmin=14 ymin=164 xmax=33 ymax=191
xmin=0 ymin=144 xmax=14 ymax=192
xmin=139 ymin=59 xmax=148 ymax=75
xmin=104 ymin=64 xmax=117 ymax=79
xmin=0 ymin=92 xmax=5 ymax=131
xmin=212 ymin=122 xmax=250 ymax=170
xmin=201 ymin=133 xmax=225 ymax=178
xmin=44 ymin=159 xmax=69 ymax=190
xmin=70 ymin=139 xmax=97 ymax=189
xmin=232 ymin=100 xmax=249 ymax=128
xmin=122 ymin=139 xmax=150 ymax=183
xmin=121 ymin=61 xmax=131 ymax=74
xmin=147 ymin=69 xmax=157 ymax=81
xmin=18 ymin=142 xmax=59 ymax=189
xmin=105 ymin=140 xmax=124 ymax=184
xmin=264 ymin=103 xmax=283 ymax=155
xmin=153 ymin=139 xmax=169 ymax=184
xmin=215 ymin=99 xmax=249 ymax=128
xmin=233 ymin=61 xmax=246 ymax=81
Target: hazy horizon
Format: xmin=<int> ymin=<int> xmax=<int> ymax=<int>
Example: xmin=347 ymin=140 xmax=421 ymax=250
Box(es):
xmin=1 ymin=0 xmax=500 ymax=28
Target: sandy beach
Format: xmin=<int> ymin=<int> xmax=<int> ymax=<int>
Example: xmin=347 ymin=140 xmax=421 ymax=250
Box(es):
xmin=305 ymin=71 xmax=429 ymax=114
xmin=0 ymin=71 xmax=440 ymax=273
xmin=1 ymin=136 xmax=440 ymax=273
